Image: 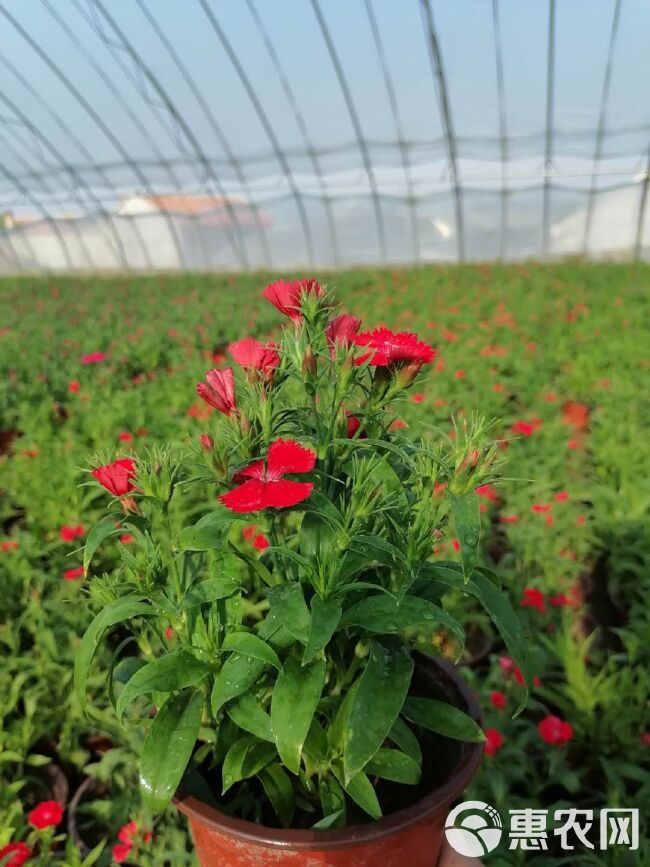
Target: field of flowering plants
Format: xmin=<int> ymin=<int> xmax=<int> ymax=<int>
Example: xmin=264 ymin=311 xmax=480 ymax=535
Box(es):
xmin=1 ymin=263 xmax=648 ymax=865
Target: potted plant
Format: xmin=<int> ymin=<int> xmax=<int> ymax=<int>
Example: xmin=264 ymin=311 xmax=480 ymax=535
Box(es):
xmin=76 ymin=279 xmax=529 ymax=866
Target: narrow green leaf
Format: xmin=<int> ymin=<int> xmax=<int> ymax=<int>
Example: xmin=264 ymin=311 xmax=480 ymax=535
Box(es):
xmin=211 ymin=655 xmax=266 ymax=715
xmin=75 ymin=598 xmax=153 ymax=710
xmin=116 ymin=650 xmax=212 ymax=721
xmin=332 ymin=762 xmax=381 ymax=820
xmin=448 ymin=491 xmax=481 ymax=579
xmin=344 ymin=641 xmax=414 ymax=783
xmin=139 ymin=689 xmax=203 ymax=811
xmin=271 ymin=658 xmax=325 ymax=774
xmin=222 ymin=632 xmax=282 ymax=671
xmin=403 ymin=697 xmax=485 ymax=743
xmin=226 ymin=695 xmax=274 ymax=743
xmin=267 ymin=583 xmax=311 ymax=645
xmin=318 ymin=774 xmax=346 ymax=827
xmin=389 ymin=717 xmax=422 ymax=764
xmin=300 ymin=512 xmax=336 ymax=561
xmin=176 ymin=509 xmax=234 ymax=550
xmin=365 ymin=748 xmax=421 ymax=784
xmin=303 ymin=596 xmax=342 ymax=664
xmin=83 ymin=514 xmax=122 ymax=572
xmin=259 ymin=765 xmax=295 ymax=828
xmin=222 ymin=737 xmax=277 ymax=794
xmin=181 ymin=576 xmax=240 ymax=610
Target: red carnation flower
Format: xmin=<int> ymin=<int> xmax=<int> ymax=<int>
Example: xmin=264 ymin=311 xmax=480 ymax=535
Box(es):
xmin=60 ymin=524 xmax=85 ymax=542
xmin=484 ymin=728 xmax=503 ymax=756
xmin=81 ymin=351 xmax=106 ymax=364
xmin=117 ymin=822 xmax=138 ymax=844
xmin=538 ymin=715 xmax=573 ymax=746
xmin=119 ymin=533 xmax=134 ymax=545
xmin=511 ymin=420 xmax=534 ymax=437
xmin=353 ymin=327 xmax=435 ymax=368
xmin=63 ymin=566 xmax=85 ymax=581
xmin=326 ymin=313 xmax=361 ymax=352
xmin=0 ymin=842 xmax=32 ymax=866
xmin=112 ymin=842 xmax=132 ymax=863
xmin=229 ymin=337 xmax=280 ymax=375
xmin=490 ymin=691 xmax=506 ymax=710
xmin=28 ymin=799 xmax=63 ymax=829
xmin=521 ymin=587 xmax=545 ymax=614
xmin=118 ymin=432 xmax=133 ymax=443
xmin=549 ymin=593 xmax=572 ymax=607
xmin=220 ymin=438 xmax=315 ymax=513
xmin=196 ymin=368 xmax=236 ymax=416
xmin=68 ymin=380 xmax=80 ymax=394
xmin=262 ymin=279 xmax=322 ymax=321
xmin=92 ymin=458 xmax=137 ymax=497
xmin=199 ymin=434 xmax=214 ymax=451
xmin=554 ymin=490 xmax=569 ymax=502
xmin=562 ymin=400 xmax=589 ymax=433
xmin=475 ymin=483 xmax=499 ymax=503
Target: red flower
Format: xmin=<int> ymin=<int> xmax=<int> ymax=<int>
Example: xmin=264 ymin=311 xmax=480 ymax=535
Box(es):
xmin=92 ymin=459 xmax=137 ymax=497
xmin=642 ymin=732 xmax=650 ymax=747
xmin=521 ymin=587 xmax=545 ymax=614
xmin=60 ymin=524 xmax=85 ymax=542
xmin=1 ymin=540 xmax=18 ymax=552
xmin=117 ymin=432 xmax=133 ymax=443
xmin=220 ymin=438 xmax=315 ymax=513
xmin=499 ymin=514 xmax=520 ymax=524
xmin=117 ymin=822 xmax=138 ymax=844
xmin=196 ymin=368 xmax=236 ymax=416
xmin=498 ymin=655 xmax=515 ymax=675
xmin=554 ymin=490 xmax=569 ymax=503
xmin=538 ymin=715 xmax=573 ymax=746
xmin=475 ymin=483 xmax=499 ymax=503
xmin=81 ymin=351 xmax=106 ymax=364
xmin=253 ymin=533 xmax=269 ymax=550
xmin=454 ymin=369 xmax=465 ymax=380
xmin=410 ymin=393 xmax=424 ymax=404
xmin=119 ymin=533 xmax=134 ymax=544
xmin=532 ymin=502 xmax=551 ymax=513
xmin=326 ymin=313 xmax=361 ymax=351
xmin=490 ymin=691 xmax=506 ymax=710
xmin=262 ymin=279 xmax=322 ymax=321
xmin=63 ymin=566 xmax=85 ymax=581
xmin=484 ymin=728 xmax=503 ymax=756
xmin=28 ymin=799 xmax=63 ymax=829
xmin=353 ymin=327 xmax=435 ymax=368
xmin=68 ymin=380 xmax=80 ymax=393
xmin=0 ymin=842 xmax=32 ymax=866
xmin=164 ymin=626 xmax=174 ymax=642
xmin=562 ymin=400 xmax=589 ymax=433
xmin=199 ymin=434 xmax=214 ymax=451
xmin=510 ymin=420 xmax=539 ymax=437
xmin=228 ymin=337 xmax=280 ymax=375
xmin=549 ymin=593 xmax=571 ymax=607
xmin=452 ymin=538 xmax=461 ymax=553
xmin=112 ymin=842 xmax=132 ymax=863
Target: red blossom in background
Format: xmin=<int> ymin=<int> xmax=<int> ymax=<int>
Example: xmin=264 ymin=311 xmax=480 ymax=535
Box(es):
xmin=63 ymin=566 xmax=85 ymax=581
xmin=549 ymin=593 xmax=572 ymax=607
xmin=68 ymin=380 xmax=80 ymax=393
xmin=326 ymin=313 xmax=361 ymax=352
xmin=562 ymin=400 xmax=590 ymax=432
xmin=521 ymin=587 xmax=546 ymax=614
xmin=199 ymin=434 xmax=214 ymax=451
xmin=112 ymin=842 xmax=132 ymax=863
xmin=476 ymin=483 xmax=499 ymax=503
xmin=117 ymin=432 xmax=133 ymax=443
xmin=484 ymin=728 xmax=504 ymax=756
xmin=228 ymin=337 xmax=280 ymax=375
xmin=28 ymin=799 xmax=63 ymax=829
xmin=490 ymin=691 xmax=507 ymax=710
xmin=538 ymin=715 xmax=574 ymax=746
xmin=511 ymin=418 xmax=542 ymax=437
xmin=353 ymin=327 xmax=435 ymax=369
xmin=262 ymin=279 xmax=322 ymax=321
xmin=554 ymin=490 xmax=569 ymax=502
xmin=81 ymin=351 xmax=106 ymax=364
xmin=119 ymin=533 xmax=134 ymax=545
xmin=196 ymin=368 xmax=236 ymax=416
xmin=60 ymin=524 xmax=85 ymax=542
xmin=220 ymin=438 xmax=315 ymax=513
xmin=0 ymin=842 xmax=32 ymax=866
xmin=92 ymin=458 xmax=137 ymax=497
xmin=242 ymin=525 xmax=269 ymax=550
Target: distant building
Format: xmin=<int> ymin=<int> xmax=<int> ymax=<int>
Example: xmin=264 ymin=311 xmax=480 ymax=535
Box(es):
xmin=116 ymin=194 xmax=269 ymax=229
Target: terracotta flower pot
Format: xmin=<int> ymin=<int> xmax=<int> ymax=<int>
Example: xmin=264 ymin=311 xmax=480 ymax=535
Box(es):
xmin=175 ymin=655 xmax=482 ymax=867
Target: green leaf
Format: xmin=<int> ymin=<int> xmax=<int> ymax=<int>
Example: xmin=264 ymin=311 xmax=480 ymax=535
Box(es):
xmin=222 ymin=632 xmax=282 ymax=671
xmin=332 ymin=762 xmax=381 ymax=820
xmin=349 ymin=533 xmax=407 ymax=565
xmin=226 ymin=695 xmax=274 ymax=743
xmin=222 ymin=737 xmax=277 ymax=794
xmin=211 ymin=655 xmax=266 ymax=715
xmin=402 ymin=697 xmax=485 ymax=742
xmin=448 ymin=491 xmax=481 ymax=579
xmin=177 ymin=509 xmax=234 ymax=550
xmin=318 ymin=774 xmax=346 ymax=826
xmin=75 ymin=597 xmax=154 ymax=711
xmin=303 ymin=596 xmax=342 ymax=664
xmin=83 ymin=514 xmax=122 ymax=572
xmin=259 ymin=765 xmax=295 ymax=828
xmin=300 ymin=512 xmax=336 ymax=561
xmin=426 ymin=562 xmax=531 ymax=712
xmin=344 ymin=641 xmax=414 ymax=783
xmin=389 ymin=717 xmax=422 ymax=764
xmin=365 ymin=748 xmax=421 ymax=784
xmin=267 ymin=583 xmax=311 ymax=645
xmin=139 ymin=689 xmax=204 ymax=811
xmin=271 ymin=657 xmax=326 ymax=774
xmin=340 ymin=595 xmax=465 ymax=650
xmin=181 ymin=576 xmax=240 ymax=610
xmin=116 ymin=650 xmax=212 ymax=721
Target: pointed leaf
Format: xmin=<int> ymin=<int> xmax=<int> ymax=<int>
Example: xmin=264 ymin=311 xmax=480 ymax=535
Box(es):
xmin=83 ymin=514 xmax=122 ymax=573
xmin=222 ymin=632 xmax=282 ymax=671
xmin=181 ymin=576 xmax=240 ymax=610
xmin=139 ymin=689 xmax=203 ymax=811
xmin=211 ymin=655 xmax=266 ymax=715
xmin=259 ymin=765 xmax=295 ymax=828
xmin=448 ymin=491 xmax=481 ymax=579
xmin=332 ymin=762 xmax=381 ymax=820
xmin=116 ymin=651 xmax=212 ymax=721
xmin=365 ymin=748 xmax=421 ymax=784
xmin=271 ymin=658 xmax=325 ymax=774
xmin=226 ymin=695 xmax=274 ymax=743
xmin=222 ymin=737 xmax=277 ymax=794
xmin=267 ymin=583 xmax=311 ymax=644
xmin=303 ymin=596 xmax=342 ymax=664
xmin=403 ymin=697 xmax=485 ymax=742
xmin=340 ymin=595 xmax=464 ymax=650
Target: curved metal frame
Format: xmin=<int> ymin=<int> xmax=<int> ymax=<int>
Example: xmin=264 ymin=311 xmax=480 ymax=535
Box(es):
xmin=542 ymin=0 xmax=556 ymax=258
xmin=492 ymin=0 xmax=509 ymax=260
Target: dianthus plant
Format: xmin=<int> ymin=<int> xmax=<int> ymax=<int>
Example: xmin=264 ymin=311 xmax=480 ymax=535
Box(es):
xmin=77 ymin=280 xmax=529 ymax=829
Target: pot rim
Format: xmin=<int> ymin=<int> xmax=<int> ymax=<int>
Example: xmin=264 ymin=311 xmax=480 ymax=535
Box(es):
xmin=174 ymin=655 xmax=483 ymax=850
